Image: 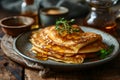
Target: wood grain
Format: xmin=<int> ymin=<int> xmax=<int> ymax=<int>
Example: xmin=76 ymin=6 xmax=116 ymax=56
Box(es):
xmin=0 ymin=49 xmax=23 ymax=80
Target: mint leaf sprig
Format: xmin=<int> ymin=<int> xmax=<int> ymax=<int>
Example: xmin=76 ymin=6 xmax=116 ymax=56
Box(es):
xmin=55 ymin=18 xmax=80 ymax=34
xmin=96 ymin=45 xmax=115 ymax=59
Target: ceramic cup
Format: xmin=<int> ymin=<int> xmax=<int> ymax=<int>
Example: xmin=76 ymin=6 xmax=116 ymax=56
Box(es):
xmin=39 ymin=6 xmax=69 ymax=27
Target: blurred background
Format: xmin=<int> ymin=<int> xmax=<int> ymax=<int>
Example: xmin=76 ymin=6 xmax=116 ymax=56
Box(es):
xmin=0 ymin=0 xmax=120 ymax=18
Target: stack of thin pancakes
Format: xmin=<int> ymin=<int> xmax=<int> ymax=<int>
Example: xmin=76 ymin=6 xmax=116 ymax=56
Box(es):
xmin=30 ymin=25 xmax=107 ymax=64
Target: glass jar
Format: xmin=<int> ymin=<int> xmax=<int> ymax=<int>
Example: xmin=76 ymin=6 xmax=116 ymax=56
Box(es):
xmin=21 ymin=0 xmax=39 ymax=29
xmin=83 ymin=0 xmax=118 ymax=33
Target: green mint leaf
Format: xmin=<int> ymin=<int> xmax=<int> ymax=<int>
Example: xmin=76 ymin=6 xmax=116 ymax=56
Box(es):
xmin=96 ymin=45 xmax=114 ymax=59
xmin=55 ymin=18 xmax=80 ymax=34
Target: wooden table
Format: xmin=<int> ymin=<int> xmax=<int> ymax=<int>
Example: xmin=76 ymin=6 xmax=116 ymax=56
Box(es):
xmin=0 ymin=6 xmax=120 ymax=80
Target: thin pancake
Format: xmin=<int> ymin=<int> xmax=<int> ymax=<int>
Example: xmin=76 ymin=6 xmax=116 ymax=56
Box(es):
xmin=78 ymin=40 xmax=107 ymax=53
xmin=30 ymin=26 xmax=102 ymax=54
xmin=48 ymin=54 xmax=85 ymax=64
xmin=31 ymin=45 xmax=86 ymax=64
xmin=30 ymin=25 xmax=107 ymax=64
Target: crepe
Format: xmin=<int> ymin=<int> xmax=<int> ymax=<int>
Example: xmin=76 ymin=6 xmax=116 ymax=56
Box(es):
xmin=30 ymin=25 xmax=107 ymax=64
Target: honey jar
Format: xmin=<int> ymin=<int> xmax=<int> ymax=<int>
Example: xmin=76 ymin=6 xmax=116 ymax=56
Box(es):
xmin=83 ymin=0 xmax=118 ymax=33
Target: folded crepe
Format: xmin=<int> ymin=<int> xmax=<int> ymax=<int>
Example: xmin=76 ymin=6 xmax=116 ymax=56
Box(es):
xmin=30 ymin=25 xmax=107 ymax=64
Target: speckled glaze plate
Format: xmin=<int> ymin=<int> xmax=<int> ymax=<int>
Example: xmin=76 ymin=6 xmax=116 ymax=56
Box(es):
xmin=13 ymin=26 xmax=120 ymax=71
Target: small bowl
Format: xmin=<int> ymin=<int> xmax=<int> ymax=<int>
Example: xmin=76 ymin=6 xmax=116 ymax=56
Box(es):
xmin=0 ymin=16 xmax=34 ymax=37
xmin=39 ymin=7 xmax=69 ymax=27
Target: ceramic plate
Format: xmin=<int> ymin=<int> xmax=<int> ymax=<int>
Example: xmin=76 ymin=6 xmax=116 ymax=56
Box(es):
xmin=13 ymin=26 xmax=120 ymax=71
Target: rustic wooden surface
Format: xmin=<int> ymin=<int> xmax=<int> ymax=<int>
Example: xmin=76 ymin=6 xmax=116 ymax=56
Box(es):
xmin=0 ymin=5 xmax=120 ymax=80
xmin=0 ymin=46 xmax=23 ymax=80
xmin=1 ymin=34 xmax=45 ymax=70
